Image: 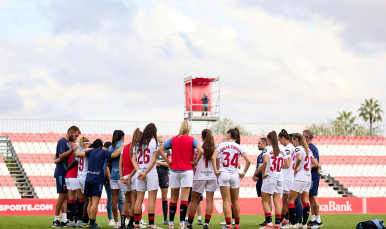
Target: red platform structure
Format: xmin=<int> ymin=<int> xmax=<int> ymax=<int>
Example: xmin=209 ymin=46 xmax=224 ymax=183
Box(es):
xmin=184 ymin=76 xmax=220 ymax=122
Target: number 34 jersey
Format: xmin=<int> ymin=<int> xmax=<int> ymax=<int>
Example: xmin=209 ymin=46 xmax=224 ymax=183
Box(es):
xmin=216 ymin=141 xmax=246 ymax=174
xmin=134 ymin=138 xmax=158 ymax=176
xmin=263 ymin=145 xmax=289 ymax=181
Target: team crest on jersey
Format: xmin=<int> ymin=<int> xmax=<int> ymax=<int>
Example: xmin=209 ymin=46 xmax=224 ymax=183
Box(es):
xmin=263 ymin=148 xmax=267 ymax=153
xmin=295 ymin=148 xmax=300 ymax=152
xmin=214 ymin=199 xmax=223 ymax=214
xmin=285 ymin=149 xmax=290 ymax=155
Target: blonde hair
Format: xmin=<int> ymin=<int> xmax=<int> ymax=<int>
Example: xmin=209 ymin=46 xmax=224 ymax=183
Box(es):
xmin=177 ymin=121 xmax=190 ymax=136
xmin=79 ymin=137 xmax=90 ymax=149
xmin=293 ymin=133 xmax=309 ymax=157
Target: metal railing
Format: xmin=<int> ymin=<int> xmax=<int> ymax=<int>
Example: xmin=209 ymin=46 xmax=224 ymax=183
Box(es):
xmin=0 ymin=119 xmax=385 ymax=136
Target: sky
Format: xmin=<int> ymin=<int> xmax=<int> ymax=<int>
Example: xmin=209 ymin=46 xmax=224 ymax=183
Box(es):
xmin=0 ymin=0 xmax=385 ymax=124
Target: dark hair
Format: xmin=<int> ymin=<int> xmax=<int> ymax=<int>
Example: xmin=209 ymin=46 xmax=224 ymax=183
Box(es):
xmin=202 ymin=129 xmax=215 ymax=162
xmin=267 ymin=131 xmax=280 ymax=157
xmin=130 ymin=128 xmax=142 ymax=157
xmin=67 ymin=126 xmax=81 ymax=134
xmin=278 ymin=129 xmax=290 ymax=140
xmin=227 ymin=127 xmax=240 ymax=144
xmin=303 ymin=130 xmax=313 ymax=140
xmin=260 ymin=137 xmax=267 ymax=144
xmin=89 ymin=144 xmax=94 ymax=148
xmin=112 ymin=130 xmax=125 ymax=148
xmin=293 ymin=133 xmax=309 ymax=157
xmin=92 ymin=139 xmax=103 ymax=149
xmin=288 ymin=134 xmax=293 ymax=143
xmin=139 ymin=123 xmax=157 ymax=149
xmin=104 ymin=142 xmax=112 ymax=148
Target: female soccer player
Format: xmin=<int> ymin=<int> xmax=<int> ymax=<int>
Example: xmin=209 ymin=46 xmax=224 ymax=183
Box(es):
xmin=158 ymin=121 xmax=204 ymax=229
xmin=282 ymin=133 xmax=313 ymax=229
xmin=132 ymin=123 xmax=167 ymax=229
xmin=278 ymin=130 xmax=295 ymax=226
xmin=186 ymin=129 xmax=219 ymax=229
xmin=212 ymin=128 xmax=251 ymax=229
xmin=110 ymin=130 xmax=125 ymax=228
xmin=260 ymin=131 xmax=289 ymax=229
xmin=118 ymin=129 xmax=141 ymax=229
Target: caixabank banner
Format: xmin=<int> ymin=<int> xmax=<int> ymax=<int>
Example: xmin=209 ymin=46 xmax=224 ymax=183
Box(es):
xmin=0 ymin=197 xmax=383 ymax=216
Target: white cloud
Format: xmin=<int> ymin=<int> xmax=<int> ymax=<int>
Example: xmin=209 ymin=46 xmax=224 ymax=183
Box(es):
xmin=0 ymin=0 xmax=385 ymax=125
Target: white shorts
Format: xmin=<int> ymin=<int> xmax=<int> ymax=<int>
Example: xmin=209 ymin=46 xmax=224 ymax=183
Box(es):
xmin=131 ymin=174 xmax=137 ymax=191
xmin=261 ymin=176 xmax=283 ymax=195
xmin=65 ymin=178 xmax=81 ymax=191
xmin=136 ymin=175 xmax=159 ymax=192
xmin=170 ymin=170 xmax=194 ymax=188
xmin=218 ymin=172 xmax=239 ymax=189
xmin=78 ymin=177 xmax=86 ymax=193
xmin=192 ymin=180 xmax=217 ymax=193
xmin=283 ymin=178 xmax=294 ymax=194
xmin=110 ymin=179 xmax=123 ymax=190
xmin=121 ymin=175 xmax=132 ymax=193
xmin=290 ymin=180 xmax=311 ymax=194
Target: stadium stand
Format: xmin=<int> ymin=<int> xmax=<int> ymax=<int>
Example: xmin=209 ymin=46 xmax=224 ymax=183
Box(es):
xmin=0 ymin=132 xmax=385 ymax=199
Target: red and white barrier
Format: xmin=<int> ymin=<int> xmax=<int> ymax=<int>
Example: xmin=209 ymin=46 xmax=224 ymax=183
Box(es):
xmin=0 ymin=197 xmax=384 ymax=216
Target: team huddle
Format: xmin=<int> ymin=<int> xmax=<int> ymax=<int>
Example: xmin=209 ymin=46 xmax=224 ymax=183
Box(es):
xmin=53 ymin=121 xmax=321 ymax=229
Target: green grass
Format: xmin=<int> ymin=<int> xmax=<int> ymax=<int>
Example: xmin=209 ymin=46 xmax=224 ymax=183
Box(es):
xmin=2 ymin=215 xmax=386 ymax=229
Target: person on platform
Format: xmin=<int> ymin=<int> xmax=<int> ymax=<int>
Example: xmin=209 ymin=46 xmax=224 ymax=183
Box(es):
xmin=201 ymin=94 xmax=210 ymax=116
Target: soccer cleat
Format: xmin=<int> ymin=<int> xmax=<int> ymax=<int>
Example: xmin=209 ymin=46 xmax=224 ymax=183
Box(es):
xmin=185 ymin=223 xmax=193 ymax=229
xmin=69 ymin=222 xmax=77 ymax=228
xmin=163 ymin=220 xmax=169 ymax=225
xmin=89 ymin=223 xmax=102 ymax=228
xmin=167 ymin=225 xmax=174 ymax=229
xmin=259 ymin=221 xmax=268 ymax=226
xmin=62 ymin=221 xmax=69 ymax=227
xmin=232 ymin=219 xmax=235 ymax=225
xmin=53 ymin=220 xmax=64 ymax=228
xmin=148 ymin=225 xmax=163 ymax=229
xmin=315 ymin=221 xmax=323 ymax=227
xmin=141 ymin=220 xmax=148 ymax=225
xmin=76 ymin=222 xmax=84 ymax=228
xmin=220 ymin=225 xmax=232 ymax=229
xmin=197 ymin=220 xmax=203 ymax=225
xmin=234 ymin=224 xmax=239 ymax=229
xmin=114 ymin=222 xmax=120 ymax=229
xmin=274 ymin=225 xmax=281 ymax=229
xmin=307 ymin=221 xmax=315 ymax=227
xmin=220 ymin=221 xmax=226 ymax=225
xmin=259 ymin=225 xmax=274 ymax=229
xmin=298 ymin=224 xmax=307 ymax=229
xmin=140 ymin=224 xmax=147 ymax=229
xmin=179 ymin=225 xmax=186 ymax=229
xmin=82 ymin=223 xmax=89 ymax=228
xmin=120 ymin=225 xmax=127 ymax=229
xmin=203 ymin=225 xmax=210 ymax=229
xmin=281 ymin=220 xmax=289 ymax=227
xmin=281 ymin=224 xmax=298 ymax=229
xmin=109 ymin=219 xmax=116 ymax=226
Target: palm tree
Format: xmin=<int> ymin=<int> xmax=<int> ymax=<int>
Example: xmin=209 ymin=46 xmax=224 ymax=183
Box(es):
xmin=336 ymin=111 xmax=357 ymax=135
xmin=358 ymin=98 xmax=383 ymax=135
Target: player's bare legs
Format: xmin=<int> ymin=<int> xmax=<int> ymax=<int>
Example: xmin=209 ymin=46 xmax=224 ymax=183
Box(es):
xmin=261 ymin=192 xmax=273 ymax=228
xmin=112 ymin=189 xmax=120 ymax=226
xmin=134 ymin=191 xmax=145 ymax=228
xmin=187 ymin=191 xmax=201 ymax=226
xmin=147 ymin=190 xmax=158 ymax=228
xmin=273 ymin=192 xmax=282 ymax=228
xmin=220 ymin=186 xmax=232 ymax=228
xmin=230 ymin=188 xmax=240 ymax=228
xmin=128 ymin=190 xmax=137 ymax=228
xmin=281 ymin=193 xmax=289 ymax=224
xmin=121 ymin=191 xmax=131 ymax=228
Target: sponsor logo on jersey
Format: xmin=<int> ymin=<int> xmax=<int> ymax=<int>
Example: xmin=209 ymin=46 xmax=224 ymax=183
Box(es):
xmin=214 ymin=199 xmax=223 ymax=214
xmin=295 ymin=148 xmax=300 ymax=152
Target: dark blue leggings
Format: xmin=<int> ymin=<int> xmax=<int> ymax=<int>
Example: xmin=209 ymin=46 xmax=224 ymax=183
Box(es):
xmin=295 ymin=194 xmax=303 ymax=224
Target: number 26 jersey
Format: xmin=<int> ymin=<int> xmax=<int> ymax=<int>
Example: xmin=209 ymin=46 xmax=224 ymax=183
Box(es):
xmin=215 ymin=141 xmax=246 ymax=174
xmin=134 ymin=138 xmax=158 ymax=176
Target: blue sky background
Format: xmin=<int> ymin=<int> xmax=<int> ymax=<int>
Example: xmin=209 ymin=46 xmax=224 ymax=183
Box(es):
xmin=0 ymin=0 xmax=385 ymax=124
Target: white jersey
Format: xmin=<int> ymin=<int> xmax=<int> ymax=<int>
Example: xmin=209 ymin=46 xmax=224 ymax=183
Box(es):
xmin=293 ymin=146 xmax=313 ymax=181
xmin=134 ymin=138 xmax=158 ymax=176
xmin=75 ymin=148 xmax=88 ymax=180
xmin=263 ymin=145 xmax=286 ymax=181
xmin=216 ymin=141 xmax=246 ymax=174
xmin=194 ymin=142 xmax=216 ymax=180
xmin=282 ymin=143 xmax=295 ymax=180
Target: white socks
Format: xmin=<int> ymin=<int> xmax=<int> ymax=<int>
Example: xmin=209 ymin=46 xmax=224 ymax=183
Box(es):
xmin=197 ymin=216 xmax=202 ymax=220
xmin=316 ymin=215 xmax=321 ymax=223
xmin=55 ymin=215 xmax=60 ymax=221
xmin=61 ymin=213 xmax=67 ymax=222
xmin=311 ymin=215 xmax=316 ymax=221
xmin=169 ymin=221 xmax=174 ymax=226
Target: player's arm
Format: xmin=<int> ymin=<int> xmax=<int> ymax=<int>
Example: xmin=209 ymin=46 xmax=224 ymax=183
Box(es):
xmin=144 ymin=152 xmax=158 ymax=175
xmin=312 ymin=157 xmax=318 ymax=168
xmin=75 ymin=150 xmax=86 ymax=157
xmin=212 ymin=150 xmax=220 ymax=175
xmin=294 ymin=153 xmax=302 ymax=174
xmin=261 ymin=154 xmax=269 ymax=178
xmin=58 ymin=142 xmax=76 ymax=160
xmin=158 ymin=145 xmax=171 ymax=165
xmin=119 ymin=151 xmax=124 ymax=182
xmin=111 ymin=144 xmax=125 ymax=159
xmin=54 ymin=158 xmax=62 ymax=164
xmin=106 ymin=166 xmax=111 ymax=180
xmin=66 ymin=160 xmax=78 ymax=172
xmin=131 ymin=152 xmax=140 ymax=174
xmin=194 ymin=144 xmax=203 ymax=165
xmin=283 ymin=157 xmax=290 ymax=169
xmin=240 ymin=153 xmax=250 ymax=179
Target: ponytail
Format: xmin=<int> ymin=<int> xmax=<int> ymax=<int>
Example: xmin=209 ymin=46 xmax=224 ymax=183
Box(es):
xmin=293 ymin=133 xmax=309 ymax=157
xmin=79 ymin=136 xmax=90 ymax=149
xmin=278 ymin=129 xmax=290 ymax=141
xmin=202 ymin=129 xmax=215 ymax=162
xmin=227 ymin=127 xmax=241 ymax=144
xmin=267 ymin=131 xmax=280 ymax=157
xmin=130 ymin=128 xmax=142 ymax=157
xmin=112 ymin=130 xmax=125 ymax=148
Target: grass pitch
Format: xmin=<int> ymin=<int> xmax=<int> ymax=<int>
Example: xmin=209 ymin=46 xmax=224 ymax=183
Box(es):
xmin=2 ymin=214 xmax=386 ymax=229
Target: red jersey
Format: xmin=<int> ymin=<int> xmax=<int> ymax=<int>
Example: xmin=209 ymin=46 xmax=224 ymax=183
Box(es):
xmin=65 ymin=151 xmax=78 ymax=178
xmin=170 ymin=136 xmax=195 ymax=171
xmin=122 ymin=143 xmax=134 ymax=176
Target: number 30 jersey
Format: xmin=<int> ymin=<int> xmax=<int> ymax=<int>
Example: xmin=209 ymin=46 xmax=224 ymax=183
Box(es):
xmin=134 ymin=138 xmax=158 ymax=176
xmin=215 ymin=141 xmax=246 ymax=174
xmin=75 ymin=147 xmax=88 ymax=180
xmin=294 ymin=146 xmax=313 ymax=181
xmin=263 ymin=145 xmax=287 ymax=181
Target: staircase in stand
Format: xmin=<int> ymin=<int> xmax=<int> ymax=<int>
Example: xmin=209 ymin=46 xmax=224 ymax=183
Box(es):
xmin=0 ymin=136 xmax=37 ymax=198
xmin=322 ymin=174 xmax=353 ymax=197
